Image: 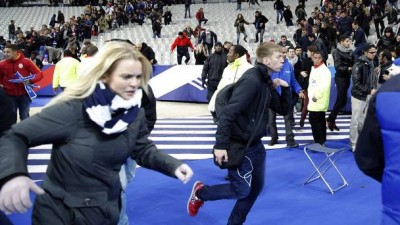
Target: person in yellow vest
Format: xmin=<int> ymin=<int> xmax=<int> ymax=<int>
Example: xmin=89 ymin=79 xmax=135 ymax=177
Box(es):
xmin=53 ymin=49 xmax=80 ymax=93
xmin=307 ymin=51 xmax=331 ymax=145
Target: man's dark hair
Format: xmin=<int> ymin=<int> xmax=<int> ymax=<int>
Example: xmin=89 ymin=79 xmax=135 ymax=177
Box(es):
xmin=63 ymin=49 xmax=73 ymax=57
xmin=5 ymin=44 xmax=18 ymax=51
xmin=307 ymin=33 xmax=316 ymax=39
xmin=338 ymin=35 xmax=349 ymax=42
xmin=233 ymin=45 xmax=247 ymax=57
xmin=380 ymin=50 xmax=392 ymax=61
xmin=86 ymin=45 xmax=99 ymax=56
xmin=352 ymin=21 xmax=359 ymax=26
xmin=288 ymin=46 xmax=295 ymax=51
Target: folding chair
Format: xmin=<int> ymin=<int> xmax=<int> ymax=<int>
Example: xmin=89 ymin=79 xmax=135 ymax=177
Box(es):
xmin=303 ymin=143 xmax=349 ymax=194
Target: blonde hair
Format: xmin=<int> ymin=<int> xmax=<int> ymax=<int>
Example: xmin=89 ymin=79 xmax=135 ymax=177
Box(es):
xmin=46 ymin=42 xmax=152 ymax=107
xmin=256 ymin=42 xmax=282 ymax=62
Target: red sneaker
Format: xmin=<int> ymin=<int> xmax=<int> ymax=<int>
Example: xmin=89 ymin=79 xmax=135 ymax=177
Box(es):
xmin=187 ymin=181 xmax=204 ymax=217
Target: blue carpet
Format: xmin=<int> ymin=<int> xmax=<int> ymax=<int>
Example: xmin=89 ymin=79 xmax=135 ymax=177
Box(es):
xmin=9 ymin=143 xmax=381 ymax=225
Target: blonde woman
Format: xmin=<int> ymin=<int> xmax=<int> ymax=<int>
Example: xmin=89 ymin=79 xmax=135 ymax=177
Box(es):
xmin=194 ymin=44 xmax=208 ymax=65
xmin=0 ymin=42 xmax=193 ymax=224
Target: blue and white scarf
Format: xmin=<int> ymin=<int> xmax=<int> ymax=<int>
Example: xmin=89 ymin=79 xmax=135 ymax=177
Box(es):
xmin=84 ymin=81 xmax=142 ymax=135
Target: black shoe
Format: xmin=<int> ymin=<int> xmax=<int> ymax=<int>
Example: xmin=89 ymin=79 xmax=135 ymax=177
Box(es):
xmin=287 ymin=140 xmax=299 ymax=148
xmin=268 ymin=138 xmax=278 ymax=146
xmin=254 ymin=40 xmax=258 ymax=43
xmin=299 ymin=119 xmax=304 ymax=128
xmin=332 ymin=123 xmax=340 ymax=131
xmin=326 ymin=121 xmax=339 ymax=131
xmin=244 ymin=36 xmax=247 ymax=42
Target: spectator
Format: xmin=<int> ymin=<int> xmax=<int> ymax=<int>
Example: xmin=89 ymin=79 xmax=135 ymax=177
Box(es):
xmin=377 ymin=27 xmax=396 ymax=53
xmin=253 ymin=11 xmax=269 ymax=43
xmin=57 ymin=10 xmax=65 ymax=24
xmin=138 ymin=42 xmax=157 ymax=65
xmin=0 ymin=44 xmax=43 ymax=123
xmin=327 ymin=35 xmax=354 ymax=131
xmin=170 ymin=31 xmax=194 ymax=65
xmin=354 ymin=75 xmax=400 ymax=225
xmin=208 ymin=44 xmax=253 ymax=117
xmin=375 ymin=50 xmax=393 ymax=89
xmin=278 ymin=35 xmax=294 ymax=49
xmin=53 ymin=49 xmax=80 ymax=93
xmin=187 ymin=42 xmax=291 ymax=224
xmin=183 ymin=24 xmax=195 ymax=39
xmin=195 ymin=8 xmax=208 ymax=26
xmin=337 ymin=11 xmax=353 ymax=37
xmin=29 ymin=51 xmax=44 ymax=69
xmin=350 ymin=43 xmax=377 ymax=151
xmin=194 ymin=44 xmax=208 ymax=65
xmin=308 ymin=33 xmax=328 ymax=61
xmin=163 ymin=7 xmax=172 ymax=25
xmin=268 ymin=47 xmax=304 ymax=148
xmin=0 ymin=42 xmax=193 ymax=224
xmin=198 ymin=28 xmax=218 ymax=53
xmin=283 ymin=5 xmax=294 ymax=27
xmin=8 ymin=20 xmax=15 ymax=40
xmin=307 ymin=51 xmax=331 ymax=145
xmin=201 ymin=42 xmax=227 ymax=102
xmin=49 ymin=14 xmax=57 ymax=28
xmin=352 ymin=21 xmax=367 ymax=59
xmin=273 ymin=0 xmax=286 ymax=24
xmin=152 ymin=19 xmax=162 ymax=38
xmin=234 ymin=13 xmax=250 ymax=44
xmin=184 ymin=0 xmax=191 ymax=19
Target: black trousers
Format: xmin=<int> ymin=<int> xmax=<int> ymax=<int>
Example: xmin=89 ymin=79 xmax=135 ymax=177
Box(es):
xmin=309 ymin=111 xmax=326 ymax=145
xmin=206 ymin=80 xmax=219 ymax=102
xmin=327 ymin=76 xmax=350 ymax=123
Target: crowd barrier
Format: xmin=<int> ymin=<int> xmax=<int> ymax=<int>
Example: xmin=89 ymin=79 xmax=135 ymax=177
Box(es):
xmin=34 ymin=65 xmax=351 ymax=112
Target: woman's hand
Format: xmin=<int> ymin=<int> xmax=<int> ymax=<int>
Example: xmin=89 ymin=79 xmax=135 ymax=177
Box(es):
xmin=0 ymin=176 xmax=45 ymax=214
xmin=174 ymin=164 xmax=193 ymax=184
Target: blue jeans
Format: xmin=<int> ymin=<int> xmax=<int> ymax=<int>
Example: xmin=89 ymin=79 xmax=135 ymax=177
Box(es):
xmin=153 ymin=31 xmax=161 ymax=38
xmin=184 ymin=6 xmax=191 ymax=18
xmin=197 ymin=142 xmax=266 ymax=225
xmin=255 ymin=29 xmax=265 ymax=43
xmin=9 ymin=94 xmax=31 ymax=123
xmin=118 ymin=158 xmax=137 ymax=225
xmin=276 ymin=10 xmax=283 ymax=23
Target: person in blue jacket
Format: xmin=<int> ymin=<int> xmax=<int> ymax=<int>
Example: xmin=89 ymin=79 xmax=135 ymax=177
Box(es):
xmin=355 ymin=73 xmax=400 ymax=225
xmin=268 ymin=46 xmax=305 ymax=148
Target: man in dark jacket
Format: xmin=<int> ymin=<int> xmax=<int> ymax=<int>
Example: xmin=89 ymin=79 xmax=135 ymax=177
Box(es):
xmin=352 ymin=21 xmax=367 ymax=59
xmin=138 ymin=42 xmax=157 ymax=65
xmin=198 ymin=29 xmax=218 ymax=54
xmin=327 ymin=35 xmax=354 ymax=131
xmin=350 ymin=43 xmax=377 ymax=151
xmin=201 ymin=42 xmax=227 ymax=101
xmin=355 ymin=74 xmax=400 ymax=224
xmin=187 ymin=42 xmax=291 ymax=225
xmin=253 ymin=11 xmax=269 ymax=43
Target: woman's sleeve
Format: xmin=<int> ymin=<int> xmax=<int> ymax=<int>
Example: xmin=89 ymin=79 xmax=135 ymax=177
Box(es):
xmin=0 ymin=102 xmax=78 ymax=185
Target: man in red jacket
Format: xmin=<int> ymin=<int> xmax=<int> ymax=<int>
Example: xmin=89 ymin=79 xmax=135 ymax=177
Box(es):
xmin=0 ymin=44 xmax=43 ymax=123
xmin=170 ymin=32 xmax=195 ymax=65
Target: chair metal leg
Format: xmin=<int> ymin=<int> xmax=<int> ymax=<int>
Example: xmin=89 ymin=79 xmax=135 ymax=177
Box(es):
xmin=303 ymin=146 xmax=348 ymax=194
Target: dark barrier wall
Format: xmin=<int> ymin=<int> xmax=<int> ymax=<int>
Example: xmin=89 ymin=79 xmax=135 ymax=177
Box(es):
xmin=34 ymin=65 xmax=351 ymax=112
